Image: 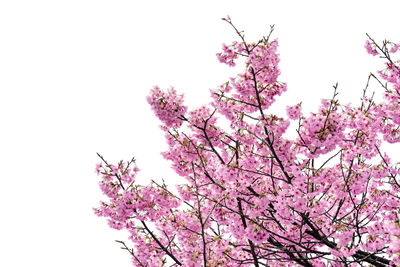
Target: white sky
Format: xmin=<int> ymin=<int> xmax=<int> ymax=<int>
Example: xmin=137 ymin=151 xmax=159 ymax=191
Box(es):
xmin=1 ymin=1 xmax=400 ymax=266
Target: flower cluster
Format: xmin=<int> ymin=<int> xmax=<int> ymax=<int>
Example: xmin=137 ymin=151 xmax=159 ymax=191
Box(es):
xmin=286 ymin=103 xmax=302 ymax=120
xmin=146 ymin=86 xmax=187 ymax=128
xmin=216 ymin=42 xmax=242 ymax=67
xmin=297 ymin=99 xmax=346 ymax=158
xmin=365 ymin=40 xmax=379 ymax=56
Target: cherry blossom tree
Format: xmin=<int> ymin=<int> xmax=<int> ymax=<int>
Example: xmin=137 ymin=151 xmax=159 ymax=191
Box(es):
xmin=94 ymin=17 xmax=400 ymax=266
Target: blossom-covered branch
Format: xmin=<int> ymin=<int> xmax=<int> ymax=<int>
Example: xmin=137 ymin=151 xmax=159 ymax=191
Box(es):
xmin=95 ymin=17 xmax=400 ymax=266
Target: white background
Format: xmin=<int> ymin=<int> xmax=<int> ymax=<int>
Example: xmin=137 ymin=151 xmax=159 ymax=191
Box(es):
xmin=1 ymin=1 xmax=399 ymax=266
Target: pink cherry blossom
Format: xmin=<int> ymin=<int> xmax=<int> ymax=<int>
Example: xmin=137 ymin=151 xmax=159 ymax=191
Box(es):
xmin=95 ymin=18 xmax=400 ymax=266
xmin=286 ymin=103 xmax=302 ymax=120
xmin=365 ymin=40 xmax=379 ymax=56
xmin=146 ymin=86 xmax=187 ymax=128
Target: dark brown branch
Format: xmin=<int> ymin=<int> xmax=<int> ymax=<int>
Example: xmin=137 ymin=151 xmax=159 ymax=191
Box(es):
xmin=237 ymin=198 xmax=260 ymax=267
xmin=141 ymin=221 xmax=182 ymax=265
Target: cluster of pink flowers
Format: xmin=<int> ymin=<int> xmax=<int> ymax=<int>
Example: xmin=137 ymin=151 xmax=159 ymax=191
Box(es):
xmin=286 ymin=103 xmax=302 ymax=120
xmin=146 ymin=86 xmax=187 ymax=128
xmin=216 ymin=42 xmax=241 ymax=67
xmin=95 ymin=19 xmax=400 ymax=266
xmin=297 ymin=99 xmax=347 ymax=158
xmin=365 ymin=40 xmax=379 ymax=56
